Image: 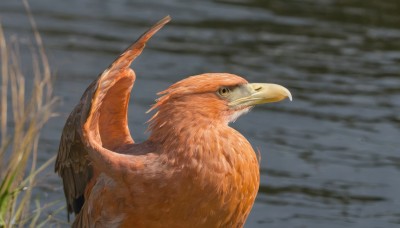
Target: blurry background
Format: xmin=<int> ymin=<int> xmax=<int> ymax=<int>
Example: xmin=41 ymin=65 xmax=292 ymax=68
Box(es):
xmin=1 ymin=0 xmax=399 ymax=227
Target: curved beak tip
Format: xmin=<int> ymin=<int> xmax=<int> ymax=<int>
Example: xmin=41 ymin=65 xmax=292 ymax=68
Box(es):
xmin=286 ymin=90 xmax=293 ymax=101
xmin=275 ymin=84 xmax=292 ymax=102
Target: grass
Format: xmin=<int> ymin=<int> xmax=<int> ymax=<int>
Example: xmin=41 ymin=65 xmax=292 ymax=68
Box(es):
xmin=0 ymin=0 xmax=59 ymax=226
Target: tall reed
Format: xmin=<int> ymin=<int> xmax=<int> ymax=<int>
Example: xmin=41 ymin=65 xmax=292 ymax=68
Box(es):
xmin=0 ymin=0 xmax=58 ymax=226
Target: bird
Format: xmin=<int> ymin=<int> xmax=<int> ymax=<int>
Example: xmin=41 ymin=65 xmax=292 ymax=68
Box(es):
xmin=55 ymin=16 xmax=292 ymax=228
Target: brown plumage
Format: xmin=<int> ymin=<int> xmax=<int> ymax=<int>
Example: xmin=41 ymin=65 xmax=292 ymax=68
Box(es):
xmin=55 ymin=16 xmax=292 ymax=227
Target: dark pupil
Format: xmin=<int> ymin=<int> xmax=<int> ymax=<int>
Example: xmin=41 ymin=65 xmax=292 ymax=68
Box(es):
xmin=222 ymin=88 xmax=227 ymax=93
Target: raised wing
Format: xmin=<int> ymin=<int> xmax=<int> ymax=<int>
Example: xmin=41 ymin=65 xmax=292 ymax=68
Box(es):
xmin=55 ymin=16 xmax=171 ymax=218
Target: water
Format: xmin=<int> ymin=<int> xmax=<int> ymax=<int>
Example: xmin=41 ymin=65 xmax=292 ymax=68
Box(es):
xmin=1 ymin=0 xmax=399 ymax=227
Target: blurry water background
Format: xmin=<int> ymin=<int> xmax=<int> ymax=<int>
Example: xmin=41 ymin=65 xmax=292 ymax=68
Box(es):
xmin=1 ymin=0 xmax=399 ymax=227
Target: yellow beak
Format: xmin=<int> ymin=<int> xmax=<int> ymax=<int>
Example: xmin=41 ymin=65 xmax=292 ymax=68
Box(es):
xmin=228 ymin=83 xmax=292 ymax=108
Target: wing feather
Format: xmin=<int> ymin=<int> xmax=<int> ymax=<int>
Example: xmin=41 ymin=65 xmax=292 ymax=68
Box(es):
xmin=55 ymin=16 xmax=171 ymax=217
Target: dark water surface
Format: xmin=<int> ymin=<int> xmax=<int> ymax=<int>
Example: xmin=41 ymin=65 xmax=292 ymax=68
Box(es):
xmin=1 ymin=0 xmax=400 ymax=227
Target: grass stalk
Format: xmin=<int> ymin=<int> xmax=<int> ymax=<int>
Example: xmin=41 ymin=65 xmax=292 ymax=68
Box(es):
xmin=0 ymin=0 xmax=58 ymax=226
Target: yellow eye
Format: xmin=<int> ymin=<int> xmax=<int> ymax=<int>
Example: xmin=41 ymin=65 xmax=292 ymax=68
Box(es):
xmin=218 ymin=87 xmax=230 ymax=97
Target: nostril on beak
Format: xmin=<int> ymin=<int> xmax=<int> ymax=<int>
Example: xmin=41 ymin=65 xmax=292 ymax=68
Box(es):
xmin=254 ymin=86 xmax=262 ymax=92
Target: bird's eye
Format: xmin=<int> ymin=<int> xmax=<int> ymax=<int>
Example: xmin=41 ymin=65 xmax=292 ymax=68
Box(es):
xmin=218 ymin=87 xmax=230 ymax=97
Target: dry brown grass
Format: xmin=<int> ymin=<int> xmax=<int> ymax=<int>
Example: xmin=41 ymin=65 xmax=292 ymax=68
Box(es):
xmin=0 ymin=0 xmax=59 ymax=226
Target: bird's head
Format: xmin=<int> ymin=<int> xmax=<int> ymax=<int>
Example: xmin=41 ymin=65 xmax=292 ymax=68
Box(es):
xmin=147 ymin=73 xmax=292 ymax=128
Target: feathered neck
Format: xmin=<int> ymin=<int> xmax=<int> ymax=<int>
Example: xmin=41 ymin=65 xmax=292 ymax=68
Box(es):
xmin=146 ymin=92 xmax=243 ymax=160
xmin=148 ymin=94 xmax=225 ymax=140
xmin=145 ymin=91 xmax=257 ymax=178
